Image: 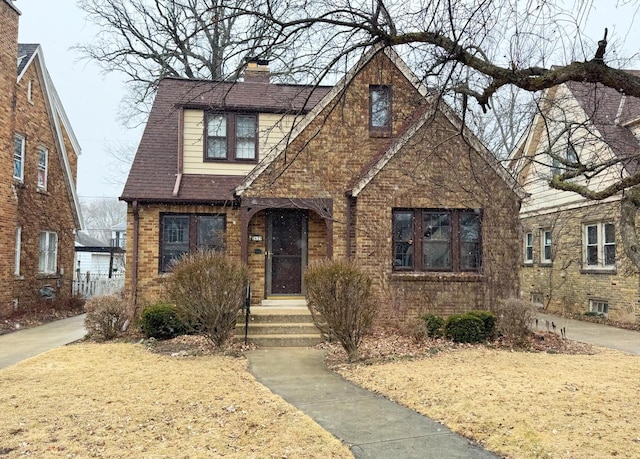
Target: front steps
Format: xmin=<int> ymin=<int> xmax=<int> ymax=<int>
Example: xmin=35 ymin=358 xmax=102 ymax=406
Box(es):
xmin=235 ymin=300 xmax=323 ymax=347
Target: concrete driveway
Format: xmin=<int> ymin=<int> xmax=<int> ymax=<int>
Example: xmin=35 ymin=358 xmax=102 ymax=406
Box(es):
xmin=0 ymin=314 xmax=86 ymax=369
xmin=536 ymin=312 xmax=640 ymax=355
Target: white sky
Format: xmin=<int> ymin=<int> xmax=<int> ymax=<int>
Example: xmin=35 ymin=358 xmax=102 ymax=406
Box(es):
xmin=14 ymin=0 xmax=640 ymax=201
xmin=16 ymin=0 xmax=143 ymax=200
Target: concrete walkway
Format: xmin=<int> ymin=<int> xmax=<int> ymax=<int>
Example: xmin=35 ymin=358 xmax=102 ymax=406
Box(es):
xmin=537 ymin=312 xmax=640 ymax=355
xmin=246 ymin=348 xmax=498 ymax=459
xmin=0 ymin=314 xmax=86 ymax=369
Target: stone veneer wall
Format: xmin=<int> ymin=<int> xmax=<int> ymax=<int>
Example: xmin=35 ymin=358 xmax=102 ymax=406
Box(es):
xmin=520 ymin=201 xmax=640 ymax=323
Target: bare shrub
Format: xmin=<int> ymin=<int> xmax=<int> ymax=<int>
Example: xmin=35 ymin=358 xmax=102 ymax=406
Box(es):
xmin=304 ymin=259 xmax=377 ymax=361
xmin=165 ymin=251 xmax=249 ymax=348
xmin=84 ymin=294 xmax=128 ymax=341
xmin=494 ymin=298 xmax=537 ymax=341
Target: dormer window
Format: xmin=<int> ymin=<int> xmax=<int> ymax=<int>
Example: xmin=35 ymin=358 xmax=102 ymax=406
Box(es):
xmin=370 ymin=85 xmax=391 ymax=130
xmin=205 ymin=112 xmax=257 ymax=162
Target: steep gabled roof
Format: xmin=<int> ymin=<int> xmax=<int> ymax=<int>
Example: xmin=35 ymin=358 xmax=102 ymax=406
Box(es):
xmin=17 ymin=44 xmax=83 ymax=228
xmin=121 ymin=77 xmax=330 ymax=202
xmin=3 ymin=0 xmax=20 ymax=14
xmin=236 ymin=45 xmax=523 ymax=199
xmin=566 ymin=75 xmax=640 ymax=175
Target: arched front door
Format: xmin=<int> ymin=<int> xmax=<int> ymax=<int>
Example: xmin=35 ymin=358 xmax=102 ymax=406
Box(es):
xmin=266 ymin=209 xmax=308 ymax=296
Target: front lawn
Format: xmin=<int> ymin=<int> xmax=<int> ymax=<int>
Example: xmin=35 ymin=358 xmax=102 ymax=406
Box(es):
xmin=0 ymin=343 xmax=352 ymax=458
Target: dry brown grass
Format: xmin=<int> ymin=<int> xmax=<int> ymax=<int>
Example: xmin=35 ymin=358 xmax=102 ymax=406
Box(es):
xmin=337 ymin=347 xmax=640 ymax=459
xmin=0 ymin=343 xmax=352 ymax=458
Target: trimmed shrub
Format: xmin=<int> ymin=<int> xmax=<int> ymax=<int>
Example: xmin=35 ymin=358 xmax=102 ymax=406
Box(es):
xmin=444 ymin=313 xmax=484 ymax=343
xmin=139 ymin=303 xmax=186 ymax=340
xmin=421 ymin=314 xmax=445 ymax=338
xmin=304 ymin=259 xmax=377 ymax=362
xmin=165 ymin=251 xmax=249 ymax=348
xmin=84 ymin=294 xmax=128 ymax=341
xmin=467 ymin=310 xmax=497 ymax=340
xmin=494 ymin=298 xmax=537 ymax=341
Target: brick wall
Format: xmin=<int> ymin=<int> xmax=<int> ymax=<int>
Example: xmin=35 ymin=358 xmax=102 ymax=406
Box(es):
xmin=243 ymin=50 xmax=521 ymax=323
xmin=125 ymin=203 xmax=242 ymax=307
xmin=521 ymin=201 xmax=640 ymax=323
xmin=5 ymin=55 xmax=78 ymax=315
xmin=0 ymin=2 xmax=19 ymax=315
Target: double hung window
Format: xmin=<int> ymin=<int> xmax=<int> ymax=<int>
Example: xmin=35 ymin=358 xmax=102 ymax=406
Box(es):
xmin=160 ymin=214 xmax=225 ymax=272
xmin=206 ymin=113 xmax=257 ymax=161
xmin=524 ymin=232 xmax=533 ymax=263
xmin=14 ymin=135 xmax=25 ymax=181
xmin=37 ymin=147 xmax=48 ymax=190
xmin=393 ymin=209 xmax=481 ymax=272
xmin=39 ymin=231 xmax=58 ymax=274
xmin=584 ymin=222 xmax=615 ymax=269
xmin=541 ymin=229 xmax=552 ymax=264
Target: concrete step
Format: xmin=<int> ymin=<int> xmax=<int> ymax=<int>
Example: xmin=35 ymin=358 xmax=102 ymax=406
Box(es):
xmin=235 ymin=322 xmax=320 ymax=335
xmin=240 ymin=334 xmax=324 ymax=347
xmin=235 ymin=304 xmax=323 ymax=347
xmin=244 ymin=307 xmax=316 ymax=324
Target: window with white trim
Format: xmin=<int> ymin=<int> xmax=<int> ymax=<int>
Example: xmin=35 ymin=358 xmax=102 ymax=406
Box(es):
xmin=589 ymin=299 xmax=609 ymax=317
xmin=14 ymin=134 xmax=25 ymax=181
xmin=370 ymin=85 xmax=391 ymax=130
xmin=37 ymin=147 xmax=48 ymax=190
xmin=524 ymin=232 xmax=533 ymax=263
xmin=39 ymin=231 xmax=58 ymax=274
xmin=14 ymin=227 xmax=21 ymax=276
xmin=541 ymin=229 xmax=552 ymax=264
xmin=584 ymin=222 xmax=615 ymax=268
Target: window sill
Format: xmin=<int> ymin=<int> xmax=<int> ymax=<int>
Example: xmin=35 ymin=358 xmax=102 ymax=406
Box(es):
xmin=580 ymin=267 xmax=617 ymax=275
xmin=369 ymin=129 xmax=392 ymax=138
xmin=391 ymin=271 xmax=483 ymax=282
xmin=523 ymin=261 xmax=534 ymax=267
xmin=14 ymin=275 xmax=24 ymax=280
xmin=37 ymin=188 xmax=49 ymax=195
xmin=203 ymin=157 xmax=258 ymax=164
xmin=539 ymin=262 xmax=553 ymax=267
xmin=36 ymin=273 xmax=60 ymax=279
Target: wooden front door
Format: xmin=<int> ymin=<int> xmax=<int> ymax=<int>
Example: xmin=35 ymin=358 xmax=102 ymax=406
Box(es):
xmin=266 ymin=210 xmax=308 ymax=296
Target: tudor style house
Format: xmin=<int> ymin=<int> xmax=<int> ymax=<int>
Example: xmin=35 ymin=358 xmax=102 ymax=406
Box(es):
xmin=0 ymin=0 xmax=83 ymax=317
xmin=121 ymin=46 xmax=523 ymax=325
xmin=510 ymin=78 xmax=640 ymax=324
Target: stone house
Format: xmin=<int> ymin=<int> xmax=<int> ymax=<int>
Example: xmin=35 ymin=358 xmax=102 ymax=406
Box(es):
xmin=510 ymin=79 xmax=640 ymax=324
xmin=121 ymin=46 xmax=523 ymax=324
xmin=0 ymin=0 xmax=82 ymax=317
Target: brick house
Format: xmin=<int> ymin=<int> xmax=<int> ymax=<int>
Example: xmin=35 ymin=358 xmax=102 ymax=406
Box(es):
xmin=510 ymin=79 xmax=640 ymax=324
xmin=0 ymin=0 xmax=83 ymax=317
xmin=121 ymin=46 xmax=523 ymax=323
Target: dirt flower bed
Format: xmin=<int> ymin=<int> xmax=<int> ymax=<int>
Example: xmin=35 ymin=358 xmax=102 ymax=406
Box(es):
xmin=0 ymin=343 xmax=352 ymax=458
xmin=326 ymin=328 xmax=640 ymax=459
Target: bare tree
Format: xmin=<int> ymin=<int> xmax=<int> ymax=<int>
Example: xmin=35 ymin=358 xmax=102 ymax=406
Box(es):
xmin=77 ymin=0 xmax=278 ymax=125
xmin=80 ymin=198 xmax=127 ymax=243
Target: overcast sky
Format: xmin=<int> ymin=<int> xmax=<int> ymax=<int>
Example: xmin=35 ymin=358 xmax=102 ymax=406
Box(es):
xmin=17 ymin=0 xmax=143 ymax=200
xmin=14 ymin=0 xmax=640 ymax=201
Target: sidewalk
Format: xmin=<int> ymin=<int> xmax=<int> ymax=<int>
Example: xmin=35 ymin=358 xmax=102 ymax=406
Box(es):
xmin=246 ymin=348 xmax=498 ymax=459
xmin=536 ymin=312 xmax=640 ymax=355
xmin=0 ymin=314 xmax=86 ymax=369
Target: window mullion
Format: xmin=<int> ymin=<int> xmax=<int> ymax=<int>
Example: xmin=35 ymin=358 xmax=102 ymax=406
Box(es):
xmin=451 ymin=210 xmax=460 ymax=271
xmin=228 ymin=114 xmax=236 ymax=160
xmin=189 ymin=215 xmax=198 ymax=251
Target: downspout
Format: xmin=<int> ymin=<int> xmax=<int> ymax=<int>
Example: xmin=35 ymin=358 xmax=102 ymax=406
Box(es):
xmin=173 ymin=107 xmax=184 ymax=197
xmin=132 ymin=200 xmax=140 ymax=315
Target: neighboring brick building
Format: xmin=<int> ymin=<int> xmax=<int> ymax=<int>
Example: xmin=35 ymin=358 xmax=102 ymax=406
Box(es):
xmin=121 ymin=47 xmax=523 ymax=322
xmin=0 ymin=0 xmax=83 ymax=317
xmin=510 ymin=80 xmax=640 ymax=324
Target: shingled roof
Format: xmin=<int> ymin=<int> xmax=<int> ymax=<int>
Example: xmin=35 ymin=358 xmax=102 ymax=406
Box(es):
xmin=121 ymin=77 xmax=331 ymax=202
xmin=566 ymin=72 xmax=640 ymax=175
xmin=17 ymin=43 xmax=38 ymax=76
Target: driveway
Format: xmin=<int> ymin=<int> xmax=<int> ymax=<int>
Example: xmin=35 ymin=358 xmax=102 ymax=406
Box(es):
xmin=536 ymin=312 xmax=640 ymax=355
xmin=0 ymin=314 xmax=86 ymax=369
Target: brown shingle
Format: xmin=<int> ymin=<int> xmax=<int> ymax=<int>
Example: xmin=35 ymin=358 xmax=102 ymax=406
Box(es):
xmin=121 ymin=78 xmax=331 ymax=202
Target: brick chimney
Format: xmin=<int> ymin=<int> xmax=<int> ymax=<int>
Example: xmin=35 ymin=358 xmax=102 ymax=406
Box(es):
xmin=243 ymin=59 xmax=270 ymax=83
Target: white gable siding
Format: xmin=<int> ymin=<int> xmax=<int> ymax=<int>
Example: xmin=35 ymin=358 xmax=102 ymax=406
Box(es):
xmin=519 ymin=85 xmax=625 ymax=217
xmin=182 ymin=109 xmax=301 ymax=175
